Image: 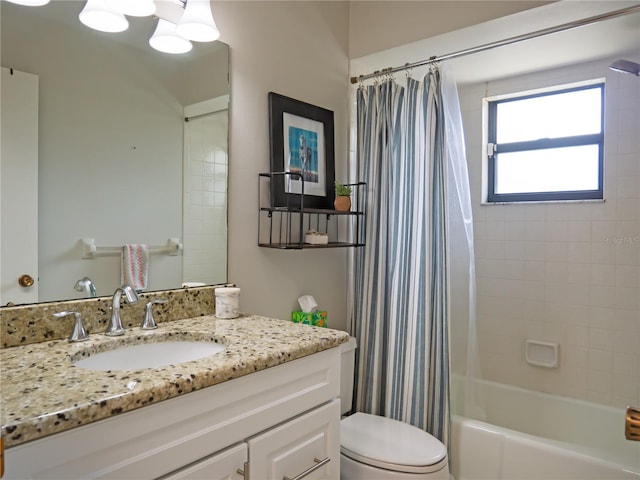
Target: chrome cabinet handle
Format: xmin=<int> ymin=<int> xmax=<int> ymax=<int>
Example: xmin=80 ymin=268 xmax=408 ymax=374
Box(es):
xmin=626 ymin=406 xmax=640 ymax=441
xmin=236 ymin=461 xmax=249 ymax=480
xmin=283 ymin=457 xmax=330 ymax=480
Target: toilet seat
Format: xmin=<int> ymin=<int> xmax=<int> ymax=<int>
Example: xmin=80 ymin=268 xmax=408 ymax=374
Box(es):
xmin=340 ymin=413 xmax=448 ymax=474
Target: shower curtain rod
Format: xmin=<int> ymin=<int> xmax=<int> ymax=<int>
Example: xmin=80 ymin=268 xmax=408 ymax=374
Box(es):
xmin=349 ymin=4 xmax=640 ymax=84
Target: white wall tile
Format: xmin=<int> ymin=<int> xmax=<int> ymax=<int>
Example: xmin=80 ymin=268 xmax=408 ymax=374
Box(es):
xmin=461 ymin=57 xmax=640 ymax=409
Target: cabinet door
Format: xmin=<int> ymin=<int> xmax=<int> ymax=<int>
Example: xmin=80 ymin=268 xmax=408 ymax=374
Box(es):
xmin=159 ymin=443 xmax=247 ymax=480
xmin=248 ymin=400 xmax=340 ymax=480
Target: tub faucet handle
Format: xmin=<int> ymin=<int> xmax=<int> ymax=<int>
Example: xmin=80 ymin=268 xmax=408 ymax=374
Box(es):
xmin=626 ymin=406 xmax=640 ymax=441
xmin=142 ymin=298 xmax=168 ymax=330
xmin=53 ymin=310 xmax=89 ymax=342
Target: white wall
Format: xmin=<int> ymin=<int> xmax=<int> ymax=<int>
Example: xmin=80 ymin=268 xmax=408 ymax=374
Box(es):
xmin=461 ymin=57 xmax=640 ymax=409
xmin=215 ymin=2 xmax=351 ymax=330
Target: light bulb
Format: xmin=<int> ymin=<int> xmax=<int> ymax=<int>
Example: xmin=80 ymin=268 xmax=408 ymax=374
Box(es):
xmin=4 ymin=0 xmax=50 ymax=5
xmin=149 ymin=19 xmax=193 ymax=54
xmin=112 ymin=0 xmax=156 ymax=17
xmin=79 ymin=0 xmax=129 ymax=33
xmin=176 ymin=0 xmax=220 ymax=43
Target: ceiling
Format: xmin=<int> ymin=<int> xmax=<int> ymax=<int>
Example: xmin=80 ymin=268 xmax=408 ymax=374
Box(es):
xmin=350 ymin=1 xmax=640 ymax=84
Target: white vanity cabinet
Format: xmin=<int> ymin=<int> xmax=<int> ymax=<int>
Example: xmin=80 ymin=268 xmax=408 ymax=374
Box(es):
xmin=3 ymin=346 xmax=341 ymax=479
xmin=159 ymin=443 xmax=247 ymax=480
xmin=247 ymin=400 xmax=340 ymax=479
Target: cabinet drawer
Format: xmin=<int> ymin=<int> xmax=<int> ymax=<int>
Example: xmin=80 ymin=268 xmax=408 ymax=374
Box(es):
xmin=158 ymin=443 xmax=247 ymax=480
xmin=248 ymin=399 xmax=340 ymax=480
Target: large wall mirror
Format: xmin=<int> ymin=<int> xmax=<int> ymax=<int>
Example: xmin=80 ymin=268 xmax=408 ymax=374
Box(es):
xmin=1 ymin=1 xmax=229 ymax=305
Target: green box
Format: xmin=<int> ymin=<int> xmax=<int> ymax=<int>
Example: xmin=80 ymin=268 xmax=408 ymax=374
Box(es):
xmin=291 ymin=310 xmax=327 ymax=328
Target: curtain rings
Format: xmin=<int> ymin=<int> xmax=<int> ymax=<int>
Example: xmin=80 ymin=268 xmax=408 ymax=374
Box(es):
xmin=372 ymin=70 xmax=381 ymax=86
xmin=381 ymin=67 xmax=394 ymax=83
xmin=428 ymin=56 xmax=439 ymax=73
xmin=404 ymin=63 xmax=414 ymax=80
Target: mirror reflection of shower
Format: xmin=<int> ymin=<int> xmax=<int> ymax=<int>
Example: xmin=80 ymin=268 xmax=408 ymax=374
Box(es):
xmin=74 ymin=277 xmax=97 ymax=298
xmin=609 ymin=59 xmax=640 ymax=76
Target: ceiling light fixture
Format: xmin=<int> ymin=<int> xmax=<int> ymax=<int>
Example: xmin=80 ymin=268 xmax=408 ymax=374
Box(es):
xmin=79 ymin=0 xmax=129 ymax=33
xmin=176 ymin=0 xmax=220 ymax=42
xmin=4 ymin=0 xmax=50 ymax=5
xmin=113 ymin=0 xmax=157 ymax=17
xmin=149 ymin=18 xmax=193 ymax=54
xmin=17 ymin=0 xmax=220 ymax=55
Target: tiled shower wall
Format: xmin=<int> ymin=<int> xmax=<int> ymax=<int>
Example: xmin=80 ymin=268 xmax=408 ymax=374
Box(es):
xmin=458 ymin=57 xmax=640 ymax=409
xmin=183 ymin=109 xmax=228 ymax=285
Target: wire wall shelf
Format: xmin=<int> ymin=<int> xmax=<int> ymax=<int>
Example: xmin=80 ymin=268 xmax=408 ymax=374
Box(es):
xmin=258 ymin=172 xmax=366 ymax=250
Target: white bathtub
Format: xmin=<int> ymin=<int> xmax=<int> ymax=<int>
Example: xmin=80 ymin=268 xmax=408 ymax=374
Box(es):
xmin=450 ymin=377 xmax=640 ymax=479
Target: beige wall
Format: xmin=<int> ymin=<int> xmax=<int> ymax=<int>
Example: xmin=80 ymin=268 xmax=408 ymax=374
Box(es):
xmin=215 ymin=2 xmax=351 ymax=330
xmin=197 ymin=0 xmax=544 ymax=331
xmin=348 ymin=0 xmax=553 ymax=58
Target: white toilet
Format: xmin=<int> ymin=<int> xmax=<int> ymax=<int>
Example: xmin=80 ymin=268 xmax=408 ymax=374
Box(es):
xmin=340 ymin=338 xmax=450 ymax=479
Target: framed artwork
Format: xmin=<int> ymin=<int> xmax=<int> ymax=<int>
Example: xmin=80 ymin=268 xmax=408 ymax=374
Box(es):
xmin=268 ymin=92 xmax=335 ymax=209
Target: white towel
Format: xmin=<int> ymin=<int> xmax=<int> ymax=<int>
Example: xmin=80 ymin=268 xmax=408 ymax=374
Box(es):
xmin=122 ymin=244 xmax=149 ymax=291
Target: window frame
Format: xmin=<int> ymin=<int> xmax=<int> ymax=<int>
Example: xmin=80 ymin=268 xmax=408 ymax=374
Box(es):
xmin=486 ymin=82 xmax=605 ymax=203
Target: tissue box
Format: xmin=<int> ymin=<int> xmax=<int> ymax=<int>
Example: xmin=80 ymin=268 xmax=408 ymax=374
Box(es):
xmin=291 ymin=310 xmax=327 ymax=328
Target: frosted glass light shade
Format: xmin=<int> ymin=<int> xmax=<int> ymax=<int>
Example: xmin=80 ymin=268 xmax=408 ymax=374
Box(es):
xmin=79 ymin=0 xmax=129 ymax=33
xmin=149 ymin=19 xmax=193 ymax=54
xmin=176 ymin=0 xmax=220 ymax=42
xmin=4 ymin=0 xmax=50 ymax=5
xmin=113 ymin=0 xmax=156 ymax=17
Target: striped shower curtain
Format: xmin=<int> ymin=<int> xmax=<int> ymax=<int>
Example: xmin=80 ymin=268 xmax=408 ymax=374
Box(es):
xmin=351 ymin=67 xmax=459 ymax=449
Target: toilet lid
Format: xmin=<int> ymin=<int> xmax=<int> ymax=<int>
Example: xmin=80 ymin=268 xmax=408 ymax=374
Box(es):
xmin=340 ymin=413 xmax=448 ymax=474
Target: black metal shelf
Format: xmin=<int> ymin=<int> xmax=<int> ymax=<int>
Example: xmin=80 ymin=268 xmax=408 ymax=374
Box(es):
xmin=260 ymin=207 xmax=365 ymax=216
xmin=258 ymin=241 xmax=365 ymax=250
xmin=258 ymin=172 xmax=366 ymax=250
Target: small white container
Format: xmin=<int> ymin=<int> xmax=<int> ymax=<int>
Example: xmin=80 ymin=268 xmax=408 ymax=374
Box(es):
xmin=215 ymin=287 xmax=240 ymax=319
xmin=304 ymin=231 xmax=329 ymax=245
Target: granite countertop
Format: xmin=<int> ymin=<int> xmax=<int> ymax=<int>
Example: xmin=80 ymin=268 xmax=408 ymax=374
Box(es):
xmin=1 ymin=314 xmax=349 ymax=448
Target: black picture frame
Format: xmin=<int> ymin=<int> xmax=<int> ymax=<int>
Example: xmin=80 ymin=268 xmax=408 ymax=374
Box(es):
xmin=268 ymin=92 xmax=335 ymax=209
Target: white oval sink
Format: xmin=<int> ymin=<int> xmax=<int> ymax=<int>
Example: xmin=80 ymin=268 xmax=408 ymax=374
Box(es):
xmin=73 ymin=341 xmax=226 ymax=371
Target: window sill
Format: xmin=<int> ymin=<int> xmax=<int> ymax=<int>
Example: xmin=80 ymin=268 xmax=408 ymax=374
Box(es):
xmin=481 ymin=199 xmax=605 ymax=206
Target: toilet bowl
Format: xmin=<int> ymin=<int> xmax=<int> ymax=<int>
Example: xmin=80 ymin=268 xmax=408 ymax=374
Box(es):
xmin=340 ymin=338 xmax=449 ymax=479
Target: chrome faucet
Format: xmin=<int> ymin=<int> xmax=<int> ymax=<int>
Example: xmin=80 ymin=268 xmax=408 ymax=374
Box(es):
xmin=105 ymin=285 xmax=139 ymax=336
xmin=74 ymin=276 xmax=97 ymax=298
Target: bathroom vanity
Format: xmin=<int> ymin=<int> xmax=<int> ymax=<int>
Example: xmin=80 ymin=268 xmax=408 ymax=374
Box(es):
xmin=0 ymin=313 xmax=348 ymax=479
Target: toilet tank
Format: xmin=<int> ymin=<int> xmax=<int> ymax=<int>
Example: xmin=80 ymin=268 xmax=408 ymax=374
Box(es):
xmin=340 ymin=337 xmax=358 ymax=415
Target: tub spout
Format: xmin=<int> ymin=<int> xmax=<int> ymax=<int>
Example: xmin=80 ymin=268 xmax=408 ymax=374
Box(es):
xmin=626 ymin=406 xmax=640 ymax=441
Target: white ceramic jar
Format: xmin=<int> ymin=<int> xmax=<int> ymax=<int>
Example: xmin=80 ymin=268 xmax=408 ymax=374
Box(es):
xmin=215 ymin=287 xmax=240 ymax=318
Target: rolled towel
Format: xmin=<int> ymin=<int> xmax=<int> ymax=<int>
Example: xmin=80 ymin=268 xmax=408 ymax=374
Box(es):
xmin=122 ymin=244 xmax=149 ymax=291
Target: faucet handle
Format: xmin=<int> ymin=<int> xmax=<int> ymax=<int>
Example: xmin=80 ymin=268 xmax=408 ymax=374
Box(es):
xmin=53 ymin=311 xmax=89 ymax=342
xmin=142 ymin=299 xmax=168 ymax=330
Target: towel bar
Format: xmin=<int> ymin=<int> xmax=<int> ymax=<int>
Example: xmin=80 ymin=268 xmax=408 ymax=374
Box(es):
xmin=81 ymin=238 xmax=182 ymax=259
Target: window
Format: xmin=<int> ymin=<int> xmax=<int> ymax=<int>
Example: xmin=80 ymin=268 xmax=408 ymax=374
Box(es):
xmin=486 ymin=81 xmax=604 ymax=203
